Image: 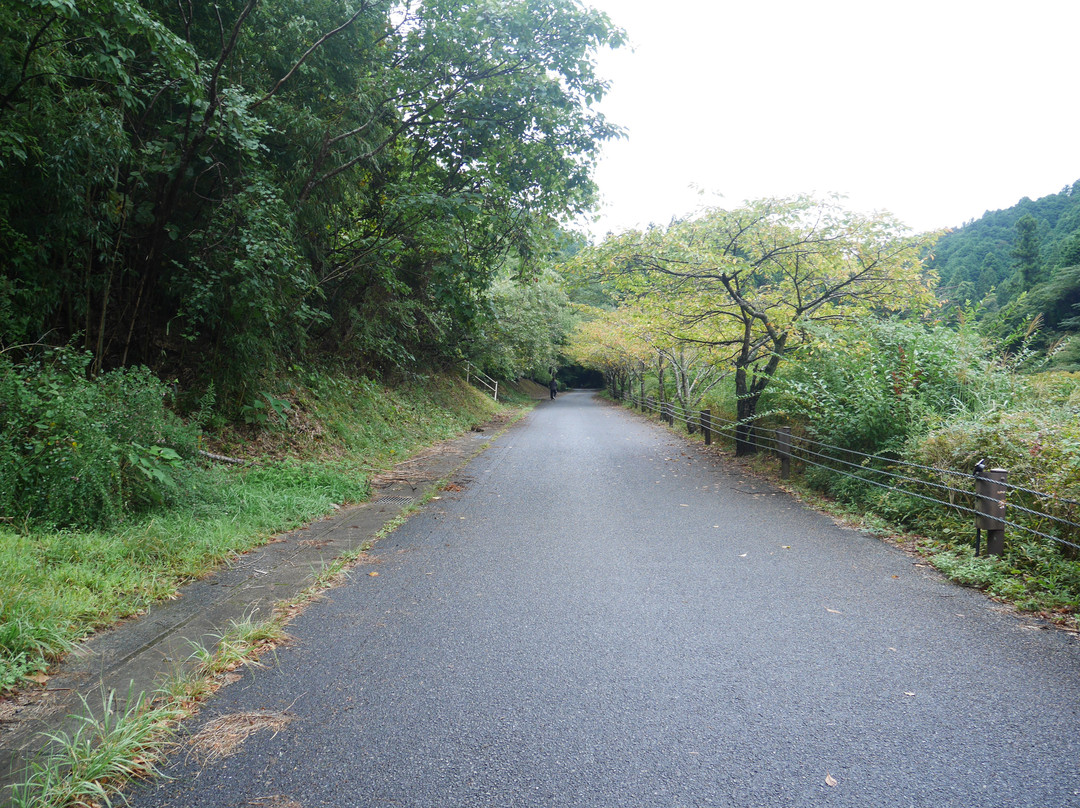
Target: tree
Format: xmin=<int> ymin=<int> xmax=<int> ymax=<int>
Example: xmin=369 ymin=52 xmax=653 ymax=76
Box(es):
xmin=565 ymin=307 xmax=652 ymax=398
xmin=1011 ymin=214 xmax=1043 ymax=292
xmin=0 ymin=0 xmax=625 ymax=399
xmin=575 ymin=196 xmax=938 ymax=454
xmin=479 ymin=268 xmax=573 ymax=380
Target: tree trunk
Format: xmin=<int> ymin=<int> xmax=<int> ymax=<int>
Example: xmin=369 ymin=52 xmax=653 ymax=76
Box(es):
xmin=734 ymin=365 xmax=758 ymax=456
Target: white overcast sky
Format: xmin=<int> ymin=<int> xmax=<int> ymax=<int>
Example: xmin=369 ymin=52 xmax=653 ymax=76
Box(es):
xmin=581 ymin=0 xmax=1080 ymax=238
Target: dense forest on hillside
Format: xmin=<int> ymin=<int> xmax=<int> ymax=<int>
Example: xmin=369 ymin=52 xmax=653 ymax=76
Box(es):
xmin=0 ymin=0 xmax=620 ymax=402
xmin=930 ymin=180 xmax=1080 ymax=364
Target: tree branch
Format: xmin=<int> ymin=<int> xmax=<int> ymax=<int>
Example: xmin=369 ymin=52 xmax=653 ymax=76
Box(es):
xmin=250 ymin=2 xmax=370 ymax=111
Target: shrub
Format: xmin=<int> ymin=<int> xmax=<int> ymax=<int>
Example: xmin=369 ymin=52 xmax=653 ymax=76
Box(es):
xmin=0 ymin=349 xmax=205 ymax=529
xmin=774 ymin=318 xmax=1018 ymax=457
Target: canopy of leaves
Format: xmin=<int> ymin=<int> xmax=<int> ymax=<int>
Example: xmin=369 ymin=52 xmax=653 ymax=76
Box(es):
xmin=0 ymin=0 xmax=623 ymax=400
xmin=931 ymin=180 xmax=1080 ymax=308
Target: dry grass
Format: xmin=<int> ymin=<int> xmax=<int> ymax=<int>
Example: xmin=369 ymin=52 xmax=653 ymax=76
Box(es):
xmin=187 ymin=710 xmax=294 ymax=764
xmin=244 ymin=795 xmax=304 ymax=807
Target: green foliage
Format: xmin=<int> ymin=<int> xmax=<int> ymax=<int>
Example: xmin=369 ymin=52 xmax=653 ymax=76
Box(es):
xmin=573 ymin=195 xmax=938 ymax=454
xmin=0 ymin=0 xmax=624 ymax=397
xmin=913 ymin=376 xmax=1080 ymax=548
xmin=0 ymin=349 xmax=205 ymax=529
xmin=1011 ymin=214 xmax=1044 ymax=291
xmin=930 ymin=543 xmax=1080 ymax=614
xmin=762 ymin=321 xmax=1080 ymax=616
xmin=932 ymin=180 xmax=1080 ymax=304
xmin=240 ymin=392 xmax=292 ymax=428
xmin=0 ymin=609 xmax=73 ymax=693
xmin=774 ymin=318 xmax=1017 ymax=458
xmin=11 ymin=689 xmax=181 ymax=808
xmin=479 ymin=269 xmax=574 ymax=380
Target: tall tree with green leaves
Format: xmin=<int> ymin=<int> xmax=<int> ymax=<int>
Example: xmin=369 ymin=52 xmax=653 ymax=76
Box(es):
xmin=574 ymin=196 xmax=939 ymax=454
xmin=0 ymin=0 xmax=624 ymax=399
xmin=1011 ymin=213 xmax=1043 ymax=292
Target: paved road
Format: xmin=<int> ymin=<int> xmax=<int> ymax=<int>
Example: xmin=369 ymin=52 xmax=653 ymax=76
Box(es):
xmin=130 ymin=391 xmax=1080 ymax=808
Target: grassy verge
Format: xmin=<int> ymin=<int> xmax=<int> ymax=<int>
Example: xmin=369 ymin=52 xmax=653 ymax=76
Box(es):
xmin=0 ymin=370 xmax=503 ymax=692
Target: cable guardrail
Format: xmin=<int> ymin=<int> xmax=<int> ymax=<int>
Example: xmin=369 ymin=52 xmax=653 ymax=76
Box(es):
xmin=619 ymin=390 xmax=1080 ymax=555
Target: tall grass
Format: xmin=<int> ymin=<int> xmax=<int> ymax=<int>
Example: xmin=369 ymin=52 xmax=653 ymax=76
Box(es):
xmin=10 ymin=690 xmax=182 ymax=808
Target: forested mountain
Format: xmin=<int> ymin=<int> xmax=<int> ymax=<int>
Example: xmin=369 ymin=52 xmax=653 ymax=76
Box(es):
xmin=0 ymin=0 xmax=621 ymax=400
xmin=931 ymin=180 xmax=1080 ymax=309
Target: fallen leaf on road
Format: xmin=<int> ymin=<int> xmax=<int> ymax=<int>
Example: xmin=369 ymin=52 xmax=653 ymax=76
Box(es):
xmin=904 ymin=691 xmax=916 ymax=697
xmin=825 ymin=608 xmax=842 ymax=614
xmin=368 ymin=571 xmax=379 ymax=577
xmin=679 ymin=504 xmax=688 ymax=507
xmin=825 ymin=773 xmax=838 ymax=787
xmin=739 ymin=553 xmax=748 ymax=557
xmin=781 ymin=545 xmax=791 ymax=549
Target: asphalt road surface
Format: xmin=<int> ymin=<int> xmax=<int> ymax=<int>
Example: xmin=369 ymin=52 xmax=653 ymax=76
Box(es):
xmin=130 ymin=391 xmax=1080 ymax=808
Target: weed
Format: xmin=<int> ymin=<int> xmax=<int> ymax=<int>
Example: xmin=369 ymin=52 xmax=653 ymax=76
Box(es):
xmin=11 ymin=689 xmax=181 ymax=808
xmin=156 ymin=666 xmax=212 ymax=710
xmin=0 ymin=348 xmax=207 ymax=530
xmin=189 ymin=611 xmax=289 ymax=677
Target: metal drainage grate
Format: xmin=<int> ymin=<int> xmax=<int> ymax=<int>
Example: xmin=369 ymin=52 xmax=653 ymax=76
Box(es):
xmin=375 ymin=495 xmax=414 ymax=505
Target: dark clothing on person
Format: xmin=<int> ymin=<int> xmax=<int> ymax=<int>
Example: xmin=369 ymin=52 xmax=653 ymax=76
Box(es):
xmin=549 ymin=379 xmax=557 ymax=399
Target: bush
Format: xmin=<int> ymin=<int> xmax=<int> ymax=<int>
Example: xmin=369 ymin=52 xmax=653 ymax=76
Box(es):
xmin=0 ymin=349 xmax=206 ymax=529
xmin=774 ymin=318 xmax=1018 ymax=457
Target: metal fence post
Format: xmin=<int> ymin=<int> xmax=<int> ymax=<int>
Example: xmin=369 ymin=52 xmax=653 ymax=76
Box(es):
xmin=975 ymin=466 xmax=1008 ymax=556
xmin=647 ymin=395 xmax=654 ymax=415
xmin=777 ymin=426 xmax=791 ymax=480
xmin=701 ymin=410 xmax=712 ymax=446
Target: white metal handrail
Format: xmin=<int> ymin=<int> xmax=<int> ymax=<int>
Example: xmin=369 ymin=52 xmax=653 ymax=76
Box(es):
xmin=464 ymin=362 xmax=498 ymax=401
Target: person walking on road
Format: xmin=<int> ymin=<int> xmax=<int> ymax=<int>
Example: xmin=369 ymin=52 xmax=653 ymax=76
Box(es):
xmin=549 ymin=377 xmax=557 ymax=399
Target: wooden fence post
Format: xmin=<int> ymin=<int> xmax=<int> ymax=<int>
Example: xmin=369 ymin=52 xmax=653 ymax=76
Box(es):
xmin=701 ymin=410 xmax=712 ymax=446
xmin=776 ymin=427 xmax=791 ymax=480
xmin=975 ymin=466 xmax=1008 ymax=556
